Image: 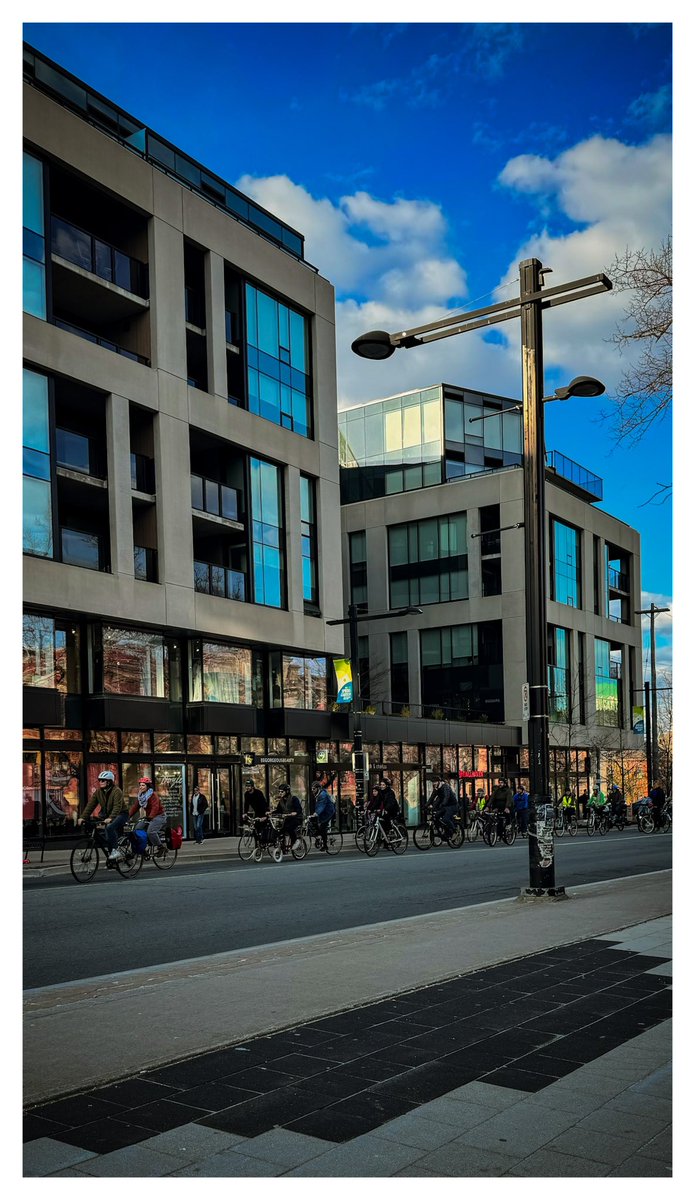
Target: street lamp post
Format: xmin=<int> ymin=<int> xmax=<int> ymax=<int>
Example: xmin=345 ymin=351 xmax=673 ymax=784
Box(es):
xmin=352 ymin=258 xmax=611 ymax=896
xmin=328 ymin=604 xmax=422 ymax=813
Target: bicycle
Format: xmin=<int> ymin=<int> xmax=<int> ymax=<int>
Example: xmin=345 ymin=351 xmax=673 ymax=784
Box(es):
xmin=586 ymin=805 xmax=611 ymax=836
xmin=238 ymin=817 xmax=287 ymax=863
xmin=636 ymin=798 xmax=671 ymax=835
xmin=116 ymin=823 xmax=180 ymax=876
xmin=554 ymin=807 xmax=578 ymax=838
xmin=413 ymin=805 xmax=463 ymax=850
xmin=362 ymin=812 xmax=409 ymax=856
xmin=69 ymin=820 xmax=138 ymax=883
xmin=466 ymin=810 xmax=484 ymax=842
xmin=302 ymin=815 xmax=343 ymax=855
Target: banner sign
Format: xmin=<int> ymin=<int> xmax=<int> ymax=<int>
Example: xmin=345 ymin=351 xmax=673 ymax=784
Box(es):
xmin=632 ymin=707 xmax=645 ymax=735
xmin=334 ymin=659 xmax=353 ymax=704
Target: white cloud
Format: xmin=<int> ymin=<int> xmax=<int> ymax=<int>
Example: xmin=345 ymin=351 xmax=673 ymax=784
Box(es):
xmin=236 ymin=130 xmax=671 ymax=410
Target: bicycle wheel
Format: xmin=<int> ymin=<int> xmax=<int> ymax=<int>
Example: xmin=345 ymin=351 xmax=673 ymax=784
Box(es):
xmin=116 ymin=839 xmax=143 ymax=878
xmin=364 ymin=825 xmax=381 ymax=856
xmin=448 ymin=825 xmax=464 ymax=848
xmin=70 ymin=843 xmax=99 ymax=883
xmin=388 ymin=825 xmax=408 ymax=855
xmin=354 ymin=825 xmax=367 ymax=853
xmin=483 ymin=823 xmax=497 ymax=847
xmin=238 ymin=831 xmax=256 ymax=861
xmin=586 ymin=810 xmax=596 ymax=837
xmin=568 ymin=816 xmax=578 ymax=837
xmin=555 ymin=816 xmax=565 ymax=838
xmin=503 ymin=822 xmax=516 ymax=846
xmin=598 ymin=814 xmax=607 ymax=836
xmin=269 ymin=845 xmax=283 ymax=863
xmin=290 ymin=836 xmax=308 ymax=860
xmin=324 ymin=830 xmax=343 ymax=855
xmin=616 ymin=817 xmax=626 ymax=832
xmin=413 ymin=824 xmax=433 ymax=850
xmin=153 ymin=845 xmax=177 ymax=870
xmin=661 ymin=813 xmax=672 ymax=833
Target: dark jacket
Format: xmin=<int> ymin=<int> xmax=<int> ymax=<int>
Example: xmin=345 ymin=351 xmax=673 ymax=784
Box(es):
xmin=82 ymin=784 xmax=126 ymax=821
xmin=490 ymin=784 xmax=513 ymax=811
xmin=380 ymin=787 xmax=399 ymax=815
xmin=245 ymin=788 xmax=269 ymax=818
xmin=433 ymin=783 xmax=457 ymax=812
xmin=192 ymin=791 xmax=208 ymax=814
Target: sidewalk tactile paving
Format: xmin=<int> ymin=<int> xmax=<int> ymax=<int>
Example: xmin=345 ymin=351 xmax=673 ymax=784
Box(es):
xmin=24 ymin=931 xmax=672 ymax=1176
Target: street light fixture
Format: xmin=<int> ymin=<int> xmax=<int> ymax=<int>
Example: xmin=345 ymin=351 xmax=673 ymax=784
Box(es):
xmin=352 ymin=259 xmax=611 ymax=897
xmin=328 ymin=604 xmax=423 ymax=813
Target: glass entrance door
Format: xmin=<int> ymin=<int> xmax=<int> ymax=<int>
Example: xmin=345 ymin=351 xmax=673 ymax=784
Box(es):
xmin=155 ymin=763 xmax=186 ymax=837
xmin=213 ymin=766 xmax=232 ymax=835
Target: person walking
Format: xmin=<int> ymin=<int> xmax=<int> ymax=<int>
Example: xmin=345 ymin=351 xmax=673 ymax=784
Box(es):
xmin=128 ymin=777 xmax=167 ymax=854
xmin=78 ymin=770 xmax=128 ymax=861
xmin=513 ymin=783 xmax=530 ymax=836
xmin=191 ymin=783 xmax=208 ymax=844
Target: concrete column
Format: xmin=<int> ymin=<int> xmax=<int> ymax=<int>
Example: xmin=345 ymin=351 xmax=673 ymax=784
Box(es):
xmin=316 ymin=474 xmax=343 ymax=625
xmin=407 ymin=628 xmax=421 ymax=712
xmin=206 ymin=250 xmax=227 ymax=401
xmin=148 ymin=217 xmax=186 ymax=378
xmin=105 ymin=392 xmax=134 ymax=578
xmin=154 ymin=413 xmax=194 ymax=588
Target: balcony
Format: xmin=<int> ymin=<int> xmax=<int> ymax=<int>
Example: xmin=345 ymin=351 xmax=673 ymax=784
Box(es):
xmin=608 ymin=566 xmax=629 ymax=592
xmin=194 ymin=561 xmax=246 ymax=602
xmin=134 ymin=545 xmax=158 ymax=583
xmin=546 ymin=450 xmax=603 ymax=502
xmin=60 ymin=527 xmax=108 ymax=572
xmin=191 ymin=475 xmax=242 ymax=526
xmin=51 ymin=216 xmax=149 ymax=300
xmin=131 ymin=452 xmax=155 ymax=495
xmin=53 ymin=317 xmax=150 ymax=366
xmin=55 ymin=427 xmax=106 ymax=484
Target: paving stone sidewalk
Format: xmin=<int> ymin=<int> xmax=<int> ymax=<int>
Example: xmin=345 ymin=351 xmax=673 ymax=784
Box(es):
xmin=24 ymin=917 xmax=672 ymax=1177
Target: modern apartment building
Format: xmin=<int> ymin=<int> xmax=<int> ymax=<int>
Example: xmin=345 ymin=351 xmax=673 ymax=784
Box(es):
xmin=338 ymin=384 xmax=645 ymax=822
xmin=22 ymin=45 xmax=347 ymax=841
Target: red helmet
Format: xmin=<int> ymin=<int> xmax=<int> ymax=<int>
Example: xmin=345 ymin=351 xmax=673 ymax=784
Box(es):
xmin=138 ymin=776 xmax=152 ymax=785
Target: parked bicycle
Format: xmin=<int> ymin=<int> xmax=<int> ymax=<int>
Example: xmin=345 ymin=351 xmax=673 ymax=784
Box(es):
xmin=413 ymin=804 xmax=463 ymax=850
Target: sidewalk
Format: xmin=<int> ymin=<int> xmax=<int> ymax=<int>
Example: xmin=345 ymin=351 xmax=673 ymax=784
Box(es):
xmin=24 ymin=871 xmax=672 ymax=1177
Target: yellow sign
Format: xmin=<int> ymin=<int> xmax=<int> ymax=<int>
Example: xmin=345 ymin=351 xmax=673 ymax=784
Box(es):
xmin=334 ymin=658 xmax=353 ymax=703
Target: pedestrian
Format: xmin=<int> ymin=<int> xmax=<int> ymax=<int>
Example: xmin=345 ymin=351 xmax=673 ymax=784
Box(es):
xmin=191 ymin=783 xmax=208 ymax=844
xmin=243 ymin=777 xmax=270 ymax=844
xmin=513 ymin=783 xmax=530 ymax=835
xmin=78 ymin=770 xmax=128 ymax=861
xmin=578 ymin=789 xmax=590 ymax=819
xmin=128 ymin=776 xmax=167 ymax=855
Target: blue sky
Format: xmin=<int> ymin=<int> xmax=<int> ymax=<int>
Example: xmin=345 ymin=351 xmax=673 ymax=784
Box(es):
xmin=23 ymin=19 xmax=673 ymax=673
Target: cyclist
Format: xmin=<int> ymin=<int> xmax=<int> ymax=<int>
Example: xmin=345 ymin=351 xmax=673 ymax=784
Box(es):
xmin=378 ymin=777 xmax=401 ymax=837
xmin=559 ymin=790 xmax=576 ymax=831
xmin=128 ymin=777 xmax=167 ymax=855
xmin=78 ymin=770 xmax=128 ymax=862
xmin=431 ymin=776 xmax=458 ymax=840
xmin=244 ymin=777 xmax=270 ymax=845
xmin=275 ymin=783 xmax=303 ymax=851
xmin=609 ymin=783 xmax=627 ymax=823
xmin=489 ymin=777 xmax=514 ymax=839
xmin=312 ymin=781 xmax=336 ymax=849
xmin=513 ymin=784 xmax=530 ymax=835
xmin=589 ymin=785 xmax=607 ymax=809
xmin=649 ymin=778 xmax=666 ymax=829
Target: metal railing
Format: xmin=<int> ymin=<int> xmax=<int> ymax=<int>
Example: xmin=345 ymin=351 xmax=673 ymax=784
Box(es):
xmin=546 ymin=450 xmax=603 ymax=500
xmin=51 ymin=215 xmax=149 ymax=298
xmin=191 ymin=475 xmax=240 ymax=522
xmin=334 ymin=698 xmax=505 ymax=725
xmin=608 ymin=567 xmax=629 ymax=592
xmin=193 ymin=561 xmax=246 ymax=601
xmin=53 ymin=317 xmax=150 ymax=366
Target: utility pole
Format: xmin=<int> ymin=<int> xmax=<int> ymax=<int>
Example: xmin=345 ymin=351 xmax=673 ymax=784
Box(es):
xmin=636 ymin=602 xmax=670 ymax=787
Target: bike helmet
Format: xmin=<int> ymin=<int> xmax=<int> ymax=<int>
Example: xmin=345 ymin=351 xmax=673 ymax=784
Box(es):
xmin=97 ymin=770 xmax=115 ymax=782
xmin=138 ymin=776 xmax=152 ymax=785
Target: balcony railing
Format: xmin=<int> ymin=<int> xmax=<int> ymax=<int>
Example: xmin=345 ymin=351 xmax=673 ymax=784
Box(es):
xmin=130 ymin=452 xmax=155 ymax=494
xmin=546 ymin=450 xmax=603 ymax=501
xmin=56 ymin=427 xmax=104 ymax=478
xmin=60 ymin=527 xmax=107 ymax=572
xmin=194 ymin=561 xmax=246 ymax=602
xmin=334 ymin=698 xmax=505 ymax=725
xmin=53 ymin=317 xmax=150 ymax=366
xmin=191 ymin=475 xmax=240 ymax=522
xmin=134 ymin=545 xmax=158 ymax=583
xmin=51 ymin=216 xmax=149 ymax=298
xmin=608 ymin=567 xmax=629 ymax=592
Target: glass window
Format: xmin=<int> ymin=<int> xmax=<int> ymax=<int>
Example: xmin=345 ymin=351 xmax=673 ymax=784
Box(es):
xmin=281 ymin=654 xmax=327 ymax=709
xmin=444 ymin=399 xmax=464 ymax=442
xmin=552 ymin=519 xmax=582 ymax=607
xmin=88 ymin=730 xmax=118 ymax=752
xmin=45 ymin=749 xmax=81 ymax=829
xmin=190 ymin=641 xmax=264 ymax=706
xmin=122 ymin=761 xmax=153 ymax=805
xmin=300 ymin=475 xmax=319 ymax=608
xmin=250 ymin=458 xmax=284 ymax=608
xmin=121 ymin=732 xmax=152 ymax=754
xmin=61 ymin=528 xmax=100 ymax=571
xmin=101 ymin=626 xmax=172 ymax=698
xmin=23 ymin=477 xmax=53 ymax=557
xmin=24 ymin=153 xmax=46 ymax=320
xmin=388 ymin=513 xmax=468 ymax=607
xmin=245 ymin=284 xmax=311 ymax=436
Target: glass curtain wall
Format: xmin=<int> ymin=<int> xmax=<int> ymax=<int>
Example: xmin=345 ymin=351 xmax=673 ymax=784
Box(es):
xmin=23 ymin=368 xmax=53 ymax=557
xmin=300 ymin=474 xmax=319 ymax=611
xmin=23 ymin=151 xmax=46 ymax=319
xmin=548 ymin=626 xmax=571 ymax=721
xmin=389 ymin=513 xmax=468 ymax=607
xmin=246 ymin=284 xmax=311 ymax=436
xmin=551 ymin=518 xmax=582 ymax=607
xmin=250 ymin=458 xmax=284 ymax=608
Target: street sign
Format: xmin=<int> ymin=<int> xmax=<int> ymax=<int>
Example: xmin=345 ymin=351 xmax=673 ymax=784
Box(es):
xmin=522 ymin=682 xmax=530 ymax=721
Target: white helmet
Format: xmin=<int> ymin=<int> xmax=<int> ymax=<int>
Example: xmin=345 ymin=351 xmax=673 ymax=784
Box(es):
xmin=98 ymin=770 xmax=115 ymax=782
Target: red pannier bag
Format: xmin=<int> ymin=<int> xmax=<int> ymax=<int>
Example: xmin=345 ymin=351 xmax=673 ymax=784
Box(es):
xmin=168 ymin=825 xmax=183 ymax=850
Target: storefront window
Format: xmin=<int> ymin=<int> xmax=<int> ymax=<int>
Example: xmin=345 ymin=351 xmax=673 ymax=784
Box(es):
xmin=425 ymin=745 xmax=442 ymax=772
xmin=402 ymin=768 xmax=422 ymax=825
xmin=154 ymin=733 xmax=185 ymax=754
xmin=88 ymin=730 xmax=118 ymax=752
xmin=44 ymin=728 xmax=82 ymax=741
xmin=443 ymin=746 xmax=457 ymax=777
xmin=101 ymin=625 xmax=179 ymax=698
xmin=215 ymin=735 xmax=239 ymax=755
xmin=23 ymin=751 xmax=42 ymax=832
xmin=23 ymin=729 xmax=40 ymax=740
xmin=402 ymin=744 xmax=422 ymax=764
xmin=279 ymin=654 xmax=328 ymax=709
xmin=382 ymin=743 xmax=400 ymax=765
xmin=338 ymin=769 xmax=357 ymax=829
xmin=187 ymin=734 xmax=214 ymax=755
xmin=458 ymin=745 xmax=473 ymax=772
xmin=121 ymin=731 xmax=152 ymax=754
xmin=44 ymin=750 xmax=81 ymax=830
xmin=476 ymin=746 xmax=490 ymax=775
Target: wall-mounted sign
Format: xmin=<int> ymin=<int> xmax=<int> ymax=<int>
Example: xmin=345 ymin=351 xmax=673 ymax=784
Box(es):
xmin=459 ymin=770 xmax=487 ymax=778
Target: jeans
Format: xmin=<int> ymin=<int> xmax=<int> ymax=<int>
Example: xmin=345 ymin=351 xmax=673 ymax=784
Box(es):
xmin=193 ymin=812 xmax=206 ymax=843
xmin=515 ymin=808 xmax=528 ymax=834
xmin=437 ymin=806 xmax=456 ymax=836
xmin=105 ymin=811 xmax=128 ymax=852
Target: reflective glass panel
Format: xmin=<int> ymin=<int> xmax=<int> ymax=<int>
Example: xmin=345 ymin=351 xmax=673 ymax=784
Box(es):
xmin=23 ymin=477 xmax=53 ymax=557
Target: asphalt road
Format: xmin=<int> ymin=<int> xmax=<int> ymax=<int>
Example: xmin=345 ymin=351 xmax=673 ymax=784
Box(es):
xmin=23 ymin=830 xmax=672 ymax=989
